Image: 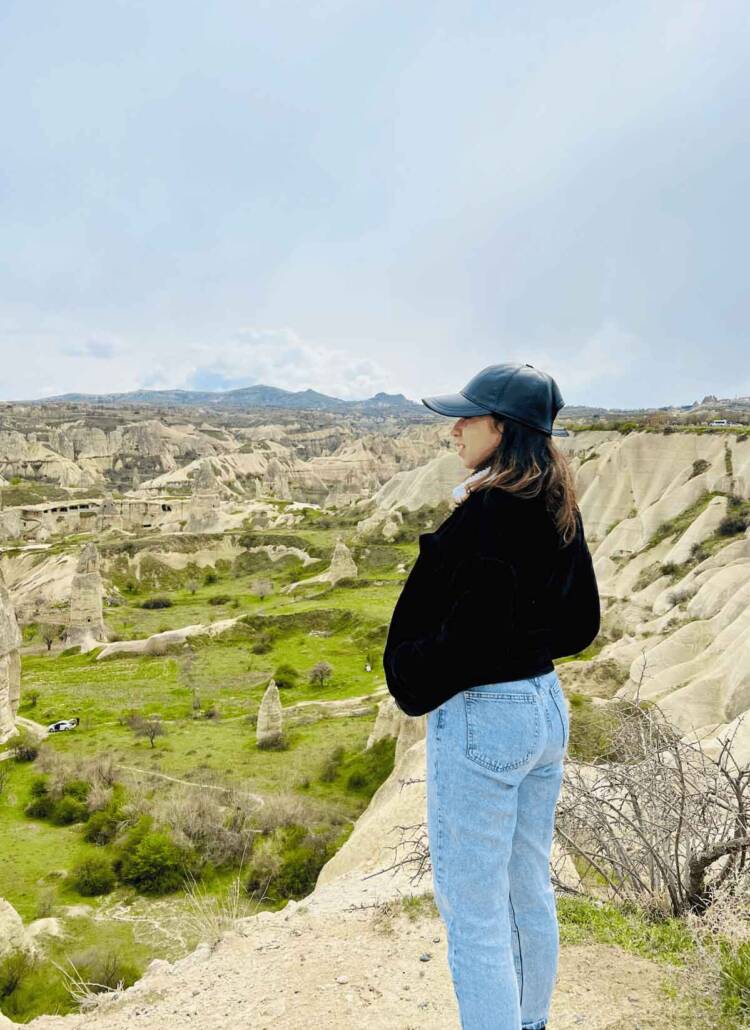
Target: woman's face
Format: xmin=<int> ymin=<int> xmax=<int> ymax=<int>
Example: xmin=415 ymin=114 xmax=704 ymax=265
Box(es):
xmin=451 ymin=414 xmax=503 ymax=469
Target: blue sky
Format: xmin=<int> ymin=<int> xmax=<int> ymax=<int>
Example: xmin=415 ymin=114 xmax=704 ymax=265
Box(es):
xmin=1 ymin=0 xmax=748 ymax=408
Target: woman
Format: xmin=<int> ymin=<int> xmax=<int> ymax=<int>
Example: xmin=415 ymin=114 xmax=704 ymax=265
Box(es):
xmin=383 ymin=362 xmax=600 ymax=1030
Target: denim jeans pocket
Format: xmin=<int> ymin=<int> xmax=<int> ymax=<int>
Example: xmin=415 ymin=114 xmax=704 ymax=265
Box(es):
xmin=463 ymin=690 xmax=542 ymax=772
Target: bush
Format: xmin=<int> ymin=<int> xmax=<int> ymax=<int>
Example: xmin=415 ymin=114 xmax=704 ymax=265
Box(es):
xmin=273 ymin=663 xmax=299 ymax=689
xmin=11 ymin=729 xmax=39 ymax=762
xmin=50 ymin=795 xmax=89 ymax=825
xmin=203 ymin=570 xmax=218 ymax=585
xmin=318 ymin=745 xmax=346 ymax=783
xmin=71 ymin=855 xmax=116 ymax=896
xmin=244 ymin=823 xmax=338 ymax=903
xmin=116 ymin=824 xmax=197 ymax=894
xmin=83 ymin=789 xmax=126 ymax=845
xmin=718 ymin=512 xmax=748 ymax=537
xmin=25 ymin=794 xmax=54 ymax=819
xmin=208 ymin=594 xmax=231 ymax=606
xmin=140 ymin=596 xmax=173 ymax=609
xmin=343 ymin=737 xmax=396 ymax=796
xmin=567 ymin=694 xmax=620 ymax=763
xmin=251 ymin=632 xmax=274 ymax=655
xmin=62 ymin=779 xmax=90 ymax=802
xmin=0 ymin=949 xmax=36 ymax=1001
xmin=65 ymin=948 xmax=141 ymax=994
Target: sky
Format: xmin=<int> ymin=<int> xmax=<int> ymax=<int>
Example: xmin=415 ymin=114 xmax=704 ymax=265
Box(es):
xmin=1 ymin=0 xmax=749 ymax=409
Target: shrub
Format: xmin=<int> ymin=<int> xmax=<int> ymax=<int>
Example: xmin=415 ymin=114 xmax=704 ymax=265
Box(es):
xmin=62 ymin=779 xmax=90 ymax=802
xmin=319 ymin=745 xmax=346 ymax=783
xmin=140 ymin=596 xmax=173 ymax=609
xmin=83 ymin=789 xmax=126 ymax=844
xmin=50 ymin=796 xmax=89 ymax=825
xmin=25 ymin=794 xmax=54 ymax=819
xmin=203 ymin=570 xmax=218 ymax=585
xmin=273 ymin=663 xmax=299 ymax=689
xmin=343 ymin=737 xmax=396 ymax=797
xmin=0 ymin=949 xmax=36 ymax=1001
xmin=208 ymin=594 xmax=231 ymax=606
xmin=11 ymin=729 xmax=39 ymax=762
xmin=71 ymin=855 xmax=116 ymax=896
xmin=244 ymin=823 xmax=338 ymax=903
xmin=251 ymin=632 xmax=274 ymax=655
xmin=718 ymin=512 xmax=748 ymax=537
xmin=65 ymin=948 xmax=141 ymax=994
xmin=116 ymin=825 xmax=197 ymax=894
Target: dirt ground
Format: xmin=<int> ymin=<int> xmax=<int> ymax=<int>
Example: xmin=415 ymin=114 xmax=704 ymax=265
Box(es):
xmin=22 ymin=901 xmax=678 ymax=1030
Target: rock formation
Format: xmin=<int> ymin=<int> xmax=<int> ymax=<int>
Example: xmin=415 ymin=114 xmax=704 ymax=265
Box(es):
xmin=185 ymin=459 xmax=222 ymax=533
xmin=283 ymin=537 xmax=358 ymax=593
xmin=96 ymin=492 xmax=122 ymax=532
xmin=0 ymin=571 xmax=22 ymax=744
xmin=366 ymin=695 xmax=427 ymax=764
xmin=256 ymin=679 xmax=283 ymax=747
xmin=67 ymin=543 xmax=106 ymax=652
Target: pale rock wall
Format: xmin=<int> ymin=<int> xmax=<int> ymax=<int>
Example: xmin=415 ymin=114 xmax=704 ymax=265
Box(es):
xmin=0 ymin=572 xmax=22 ymax=743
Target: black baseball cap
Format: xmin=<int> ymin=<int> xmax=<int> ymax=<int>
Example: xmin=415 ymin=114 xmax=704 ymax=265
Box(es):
xmin=421 ymin=362 xmax=564 ymax=436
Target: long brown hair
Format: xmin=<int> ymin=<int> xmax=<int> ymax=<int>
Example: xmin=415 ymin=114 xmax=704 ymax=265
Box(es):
xmin=468 ymin=415 xmax=579 ymax=546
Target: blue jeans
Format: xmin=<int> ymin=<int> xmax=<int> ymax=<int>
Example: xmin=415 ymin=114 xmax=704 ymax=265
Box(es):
xmin=426 ymin=668 xmax=569 ymax=1030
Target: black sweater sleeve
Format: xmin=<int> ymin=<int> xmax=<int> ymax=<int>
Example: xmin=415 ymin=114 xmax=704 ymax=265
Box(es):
xmin=383 ymin=553 xmax=518 ymax=716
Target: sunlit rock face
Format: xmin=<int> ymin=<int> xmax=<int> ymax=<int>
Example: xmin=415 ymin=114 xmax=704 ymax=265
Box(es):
xmin=67 ymin=543 xmax=106 ymax=652
xmin=0 ymin=571 xmax=22 ymax=744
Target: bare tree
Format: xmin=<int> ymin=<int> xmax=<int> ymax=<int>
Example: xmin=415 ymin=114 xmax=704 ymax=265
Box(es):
xmin=308 ymin=661 xmax=333 ymax=688
xmin=365 ymin=654 xmax=750 ymax=923
xmin=252 ymin=578 xmax=273 ymax=601
xmin=129 ymin=715 xmax=166 ymax=749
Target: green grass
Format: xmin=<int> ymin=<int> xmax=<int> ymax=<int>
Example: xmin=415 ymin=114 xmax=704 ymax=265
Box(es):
xmin=557 ymin=896 xmax=694 ymax=965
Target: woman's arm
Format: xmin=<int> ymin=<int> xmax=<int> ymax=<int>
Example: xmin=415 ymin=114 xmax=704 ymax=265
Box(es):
xmin=384 ymin=553 xmax=518 ymax=716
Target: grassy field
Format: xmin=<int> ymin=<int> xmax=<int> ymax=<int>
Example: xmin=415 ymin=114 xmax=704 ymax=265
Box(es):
xmin=1 ymin=514 xmax=419 ymax=1021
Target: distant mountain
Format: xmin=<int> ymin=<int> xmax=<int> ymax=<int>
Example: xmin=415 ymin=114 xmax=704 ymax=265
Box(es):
xmin=38 ymin=385 xmax=424 ymax=415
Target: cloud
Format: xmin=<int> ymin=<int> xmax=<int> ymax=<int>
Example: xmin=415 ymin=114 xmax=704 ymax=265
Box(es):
xmin=176 ymin=328 xmax=392 ymax=399
xmin=62 ymin=338 xmax=119 ymax=360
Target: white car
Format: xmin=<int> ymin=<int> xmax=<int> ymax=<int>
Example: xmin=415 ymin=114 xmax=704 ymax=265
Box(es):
xmin=47 ymin=718 xmax=79 ymax=733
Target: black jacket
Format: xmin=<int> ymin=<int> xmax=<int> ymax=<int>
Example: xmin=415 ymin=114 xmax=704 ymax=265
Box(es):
xmin=382 ymin=485 xmax=600 ymax=716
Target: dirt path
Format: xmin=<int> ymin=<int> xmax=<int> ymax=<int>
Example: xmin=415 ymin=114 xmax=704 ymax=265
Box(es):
xmin=116 ymin=764 xmax=267 ymax=807
xmin=23 ymin=902 xmax=677 ymax=1030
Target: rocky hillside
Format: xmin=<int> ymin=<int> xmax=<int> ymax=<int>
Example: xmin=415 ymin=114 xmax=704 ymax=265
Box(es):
xmin=555 ymin=430 xmax=750 ymax=762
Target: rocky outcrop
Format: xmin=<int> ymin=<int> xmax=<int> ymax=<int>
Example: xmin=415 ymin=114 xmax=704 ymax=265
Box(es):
xmin=283 ymin=537 xmax=358 ymax=593
xmin=67 ymin=544 xmax=106 ymax=652
xmin=256 ymin=679 xmax=283 ymax=746
xmin=0 ymin=571 xmax=22 ymax=744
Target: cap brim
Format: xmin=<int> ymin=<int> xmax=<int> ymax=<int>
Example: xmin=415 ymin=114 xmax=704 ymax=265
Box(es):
xmin=421 ymin=392 xmax=492 ymax=417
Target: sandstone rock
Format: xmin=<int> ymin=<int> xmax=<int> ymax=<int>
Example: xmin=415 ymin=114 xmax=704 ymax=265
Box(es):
xmin=67 ymin=543 xmax=106 ymax=652
xmin=0 ymin=897 xmax=30 ymax=959
xmin=283 ymin=537 xmax=357 ymax=593
xmin=0 ymin=570 xmax=22 ymax=744
xmin=256 ymin=679 xmax=283 ymax=747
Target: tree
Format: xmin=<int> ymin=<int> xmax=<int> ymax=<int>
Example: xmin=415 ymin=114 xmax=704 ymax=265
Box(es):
xmin=186 ymin=579 xmax=198 ymax=596
xmin=39 ymin=624 xmax=60 ymax=652
xmin=308 ymin=661 xmax=333 ymax=689
xmin=252 ymin=578 xmax=273 ymax=601
xmin=129 ymin=715 xmax=166 ymax=749
xmin=25 ymin=689 xmax=40 ymax=708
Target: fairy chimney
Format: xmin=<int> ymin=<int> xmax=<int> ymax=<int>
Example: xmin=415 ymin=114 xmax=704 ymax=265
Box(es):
xmin=68 ymin=543 xmax=106 ymax=652
xmin=256 ymin=679 xmax=283 ymax=747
